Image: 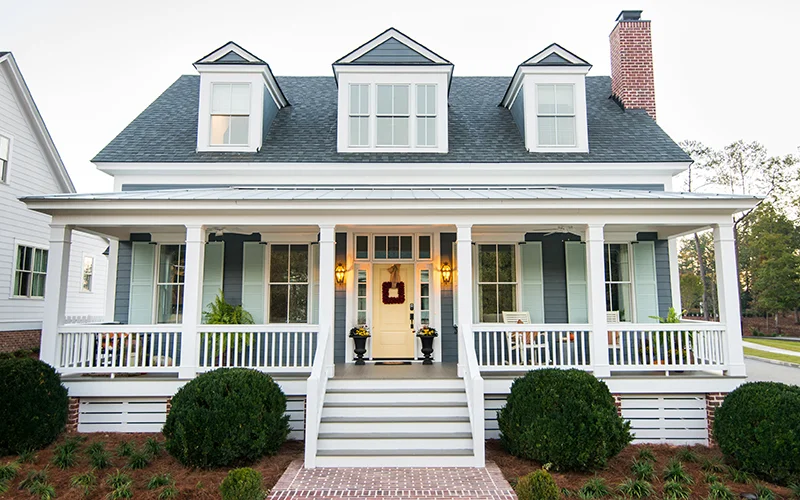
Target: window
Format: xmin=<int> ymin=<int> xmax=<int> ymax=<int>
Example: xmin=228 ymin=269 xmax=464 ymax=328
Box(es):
xmin=604 ymin=243 xmax=633 ymax=322
xmin=376 ymin=85 xmax=409 ymax=146
xmin=418 ymin=235 xmax=431 ymax=260
xmin=356 ymin=269 xmax=367 ymax=325
xmin=477 ymin=244 xmax=517 ymax=322
xmin=82 ymin=256 xmax=94 ymax=292
xmin=419 ymin=269 xmax=431 ymax=325
xmin=374 ymin=235 xmax=413 ymax=260
xmin=415 ymin=84 xmax=436 ymax=146
xmin=355 ymin=235 xmax=369 ymax=260
xmin=14 ymin=245 xmax=47 ymax=298
xmin=210 ymin=83 xmax=250 ymax=145
xmin=0 ymin=135 xmax=9 ymax=183
xmin=269 ymin=244 xmax=309 ymax=323
xmin=537 ymin=84 xmax=576 ymax=146
xmin=349 ymin=84 xmax=370 ymax=147
xmin=156 ymin=245 xmax=185 ymax=324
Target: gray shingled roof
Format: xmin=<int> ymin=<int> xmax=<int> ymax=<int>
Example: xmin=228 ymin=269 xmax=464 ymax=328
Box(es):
xmin=93 ymin=75 xmax=690 ymax=164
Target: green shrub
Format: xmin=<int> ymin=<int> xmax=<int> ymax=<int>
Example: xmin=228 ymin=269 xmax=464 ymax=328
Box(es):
xmin=631 ymin=459 xmax=655 ymax=481
xmin=617 ymin=478 xmax=654 ymax=498
xmin=144 ymin=437 xmax=164 ymax=458
xmin=220 ymin=468 xmax=265 ymax=500
xmin=674 ymin=447 xmax=699 ymax=463
xmin=70 ymin=470 xmax=97 ymax=497
xmin=498 ymin=369 xmax=632 ymax=471
xmin=159 ymin=485 xmax=180 ymax=499
xmin=514 ymin=469 xmax=560 ymax=500
xmin=728 ymin=467 xmax=753 ymax=484
xmin=663 ymin=479 xmax=691 ymax=499
xmin=127 ymin=448 xmax=151 ymax=469
xmin=714 ymin=382 xmax=800 ymax=484
xmin=637 ymin=447 xmax=656 ymax=463
xmin=578 ymin=476 xmax=610 ymax=498
xmin=701 ymin=457 xmax=727 ymax=474
xmin=0 ymin=461 xmax=19 ymax=482
xmin=105 ymin=469 xmax=132 ymax=490
xmin=28 ymin=480 xmax=56 ymax=500
xmin=18 ymin=449 xmax=38 ymax=464
xmin=52 ymin=442 xmax=78 ymax=469
xmin=707 ymin=481 xmax=735 ymax=499
xmin=664 ymin=458 xmax=694 ymax=484
xmin=163 ymin=368 xmax=290 ymax=468
xmin=116 ymin=440 xmax=134 ymax=457
xmin=147 ymin=473 xmax=173 ymax=490
xmin=0 ymin=358 xmax=68 ymax=454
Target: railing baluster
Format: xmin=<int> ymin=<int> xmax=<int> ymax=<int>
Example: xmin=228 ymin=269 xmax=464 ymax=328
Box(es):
xmin=270 ymin=331 xmax=276 ymax=368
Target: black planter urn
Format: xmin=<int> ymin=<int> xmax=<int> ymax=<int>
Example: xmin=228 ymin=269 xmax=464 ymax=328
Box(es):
xmin=352 ymin=336 xmax=369 ymax=365
xmin=418 ymin=335 xmax=435 ymax=365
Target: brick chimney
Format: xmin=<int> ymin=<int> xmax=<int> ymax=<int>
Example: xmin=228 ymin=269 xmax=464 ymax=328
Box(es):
xmin=609 ymin=10 xmax=656 ymax=121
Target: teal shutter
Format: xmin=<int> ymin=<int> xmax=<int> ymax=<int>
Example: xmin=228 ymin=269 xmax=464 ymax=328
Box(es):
xmin=633 ymin=241 xmax=659 ymax=323
xmin=520 ymin=242 xmax=544 ymax=323
xmin=310 ymin=244 xmax=320 ymax=324
xmin=241 ymin=242 xmax=265 ymax=323
xmin=128 ymin=242 xmax=156 ymax=324
xmin=565 ymin=241 xmax=588 ymax=323
xmin=201 ymin=242 xmax=224 ymax=321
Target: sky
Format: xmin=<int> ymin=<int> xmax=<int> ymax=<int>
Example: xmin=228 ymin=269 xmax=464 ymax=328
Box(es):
xmin=1 ymin=0 xmax=798 ymax=193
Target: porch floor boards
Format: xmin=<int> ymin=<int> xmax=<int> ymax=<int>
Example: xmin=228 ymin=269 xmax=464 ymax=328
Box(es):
xmin=334 ymin=362 xmax=459 ymax=380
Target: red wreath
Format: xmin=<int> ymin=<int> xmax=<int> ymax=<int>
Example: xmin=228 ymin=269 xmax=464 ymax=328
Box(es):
xmin=381 ymin=281 xmax=406 ymax=305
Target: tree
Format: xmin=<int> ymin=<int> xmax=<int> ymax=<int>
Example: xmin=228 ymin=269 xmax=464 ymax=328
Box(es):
xmin=680 ymin=273 xmax=703 ymax=314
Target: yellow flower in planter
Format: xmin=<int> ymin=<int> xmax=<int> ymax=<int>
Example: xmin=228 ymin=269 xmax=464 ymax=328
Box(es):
xmin=349 ymin=326 xmax=371 ymax=337
xmin=417 ymin=326 xmax=438 ymax=337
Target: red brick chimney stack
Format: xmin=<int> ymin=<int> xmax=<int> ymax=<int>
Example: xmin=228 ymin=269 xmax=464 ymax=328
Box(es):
xmin=609 ymin=10 xmax=656 ymax=121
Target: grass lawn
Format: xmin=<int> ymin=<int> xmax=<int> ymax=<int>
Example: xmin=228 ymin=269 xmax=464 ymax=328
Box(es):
xmin=744 ymin=346 xmax=800 ymax=365
xmin=746 ymin=338 xmax=800 ymax=353
xmin=487 ymin=440 xmax=794 ymax=499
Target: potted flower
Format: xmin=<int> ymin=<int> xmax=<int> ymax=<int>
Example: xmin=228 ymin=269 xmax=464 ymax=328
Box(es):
xmin=349 ymin=326 xmax=371 ymax=365
xmin=416 ymin=326 xmax=438 ymax=365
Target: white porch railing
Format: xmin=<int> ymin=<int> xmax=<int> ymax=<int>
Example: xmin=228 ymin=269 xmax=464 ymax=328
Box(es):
xmin=56 ymin=325 xmax=182 ymax=375
xmin=304 ymin=325 xmax=332 ymax=468
xmin=473 ymin=324 xmax=593 ymax=370
xmin=609 ymin=323 xmax=727 ymax=371
xmin=459 ymin=323 xmax=485 ymax=465
xmin=197 ymin=325 xmax=319 ymax=371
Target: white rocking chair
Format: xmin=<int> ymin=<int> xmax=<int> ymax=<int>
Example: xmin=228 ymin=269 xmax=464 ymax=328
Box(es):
xmin=502 ymin=311 xmax=542 ymax=365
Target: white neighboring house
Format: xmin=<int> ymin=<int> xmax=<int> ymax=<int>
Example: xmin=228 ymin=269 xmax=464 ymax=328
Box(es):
xmin=24 ymin=12 xmax=758 ymax=467
xmin=0 ymin=52 xmax=108 ymax=346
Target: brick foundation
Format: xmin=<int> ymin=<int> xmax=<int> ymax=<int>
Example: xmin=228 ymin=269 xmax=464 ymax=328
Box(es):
xmin=67 ymin=397 xmax=80 ymax=433
xmin=705 ymin=392 xmax=727 ymax=446
xmin=165 ymin=397 xmax=172 ymax=416
xmin=612 ymin=394 xmax=623 ymax=416
xmin=0 ymin=329 xmax=41 ymax=353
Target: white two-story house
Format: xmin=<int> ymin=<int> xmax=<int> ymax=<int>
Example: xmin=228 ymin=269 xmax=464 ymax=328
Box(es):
xmin=0 ymin=52 xmax=109 ymax=352
xmin=24 ymin=11 xmax=757 ymax=468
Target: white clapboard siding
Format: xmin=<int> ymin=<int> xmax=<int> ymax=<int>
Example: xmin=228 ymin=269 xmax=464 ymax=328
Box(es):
xmin=620 ymin=395 xmax=708 ymax=445
xmin=484 ymin=394 xmax=507 ymax=439
xmin=64 ymin=231 xmax=109 ymax=320
xmin=286 ymin=396 xmax=306 ymax=440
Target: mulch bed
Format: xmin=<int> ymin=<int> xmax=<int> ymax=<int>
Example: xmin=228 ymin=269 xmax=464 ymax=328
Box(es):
xmin=1 ymin=433 xmax=303 ymax=499
xmin=486 ymin=440 xmax=793 ymax=498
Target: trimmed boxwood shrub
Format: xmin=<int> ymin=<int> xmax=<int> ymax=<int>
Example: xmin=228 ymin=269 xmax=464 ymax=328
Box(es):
xmin=714 ymin=382 xmax=800 ymax=485
xmin=163 ymin=368 xmax=290 ymax=468
xmin=515 ymin=469 xmax=560 ymax=500
xmin=220 ymin=468 xmax=264 ymax=500
xmin=0 ymin=358 xmax=68 ymax=454
xmin=498 ymin=368 xmax=632 ymax=471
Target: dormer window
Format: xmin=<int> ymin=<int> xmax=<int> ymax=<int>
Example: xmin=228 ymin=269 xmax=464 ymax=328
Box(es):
xmin=416 ymin=84 xmax=437 ymax=147
xmin=210 ymin=83 xmax=251 ymax=146
xmin=536 ymin=84 xmax=575 ymax=147
xmin=376 ymin=85 xmax=410 ymax=147
xmin=348 ymin=84 xmax=370 ymax=147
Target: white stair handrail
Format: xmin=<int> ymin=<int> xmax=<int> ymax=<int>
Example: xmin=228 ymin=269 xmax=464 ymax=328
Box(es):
xmin=304 ymin=324 xmax=332 ymax=468
xmin=459 ymin=322 xmax=485 ymax=466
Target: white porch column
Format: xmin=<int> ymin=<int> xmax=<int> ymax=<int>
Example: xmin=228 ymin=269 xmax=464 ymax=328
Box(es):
xmin=40 ymin=224 xmax=73 ymax=367
xmin=455 ymin=224 xmax=473 ymax=377
xmin=104 ymin=238 xmax=119 ymax=323
xmin=179 ymin=225 xmax=205 ymax=379
xmin=586 ymin=224 xmax=610 ymax=378
xmin=668 ymin=237 xmax=682 ymax=313
xmin=714 ymin=223 xmax=746 ymax=376
xmin=318 ymin=225 xmax=336 ymax=377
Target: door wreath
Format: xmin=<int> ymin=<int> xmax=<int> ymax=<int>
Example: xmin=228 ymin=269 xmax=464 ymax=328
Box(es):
xmin=381 ymin=281 xmax=406 ymax=305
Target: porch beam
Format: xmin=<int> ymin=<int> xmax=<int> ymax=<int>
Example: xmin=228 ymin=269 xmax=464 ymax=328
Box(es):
xmin=318 ymin=225 xmax=336 ymax=377
xmin=714 ymin=223 xmax=746 ymax=376
xmin=585 ymin=224 xmax=611 ymax=378
xmin=40 ymin=224 xmax=73 ymax=366
xmin=455 ymin=224 xmax=473 ymax=377
xmin=178 ymin=225 xmax=206 ymax=379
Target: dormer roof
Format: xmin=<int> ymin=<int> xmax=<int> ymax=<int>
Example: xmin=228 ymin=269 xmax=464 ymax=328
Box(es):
xmin=500 ymin=43 xmax=592 ymax=107
xmin=193 ymin=41 xmax=267 ymax=66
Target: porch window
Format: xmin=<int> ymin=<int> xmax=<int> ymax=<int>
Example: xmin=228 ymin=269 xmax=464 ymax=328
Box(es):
xmin=156 ymin=245 xmax=185 ymax=324
xmin=0 ymin=134 xmax=9 ymax=183
xmin=13 ymin=245 xmax=48 ymax=298
xmin=82 ymin=256 xmax=94 ymax=292
xmin=210 ymin=83 xmax=250 ymax=145
xmin=537 ymin=84 xmax=576 ymax=147
xmin=269 ymin=244 xmax=309 ymax=323
xmin=477 ymin=244 xmax=517 ymax=322
xmin=376 ymin=84 xmax=409 ymax=146
xmin=604 ymin=243 xmax=633 ymax=322
xmin=374 ymin=235 xmax=413 ymax=260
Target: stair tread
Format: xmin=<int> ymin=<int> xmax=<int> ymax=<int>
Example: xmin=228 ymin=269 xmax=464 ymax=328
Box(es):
xmin=324 ymin=401 xmax=466 ymax=408
xmin=318 ymin=432 xmax=473 ymax=439
xmin=321 ymin=416 xmax=470 ymax=423
xmin=316 ymin=449 xmax=474 ymax=457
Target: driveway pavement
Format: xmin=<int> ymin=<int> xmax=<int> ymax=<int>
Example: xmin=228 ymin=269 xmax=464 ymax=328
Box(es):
xmin=745 ymin=357 xmax=800 ymax=385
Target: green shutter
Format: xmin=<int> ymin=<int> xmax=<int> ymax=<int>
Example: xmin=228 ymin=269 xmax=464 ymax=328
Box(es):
xmin=242 ymin=242 xmax=265 ymax=323
xmin=310 ymin=244 xmax=320 ymax=324
xmin=633 ymin=241 xmax=659 ymax=323
xmin=128 ymin=242 xmax=156 ymax=324
xmin=201 ymin=242 xmax=224 ymax=321
xmin=565 ymin=241 xmax=588 ymax=323
xmin=520 ymin=242 xmax=544 ymax=323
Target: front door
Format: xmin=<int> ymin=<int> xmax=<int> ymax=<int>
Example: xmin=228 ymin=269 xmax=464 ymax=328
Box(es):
xmin=371 ymin=264 xmax=415 ymax=359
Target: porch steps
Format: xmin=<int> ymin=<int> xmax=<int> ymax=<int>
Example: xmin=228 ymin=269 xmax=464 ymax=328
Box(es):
xmin=314 ymin=378 xmax=477 ymax=467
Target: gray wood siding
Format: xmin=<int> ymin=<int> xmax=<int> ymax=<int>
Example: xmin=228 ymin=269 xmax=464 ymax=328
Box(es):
xmin=209 ymin=233 xmax=261 ymax=307
xmin=351 ymin=38 xmax=433 ymax=64
xmin=263 ymin=86 xmax=278 ymax=136
xmin=439 ymin=233 xmax=457 ymax=362
xmin=509 ymin=89 xmax=525 ymax=136
xmin=113 ymin=242 xmax=133 ymax=324
xmin=334 ymin=232 xmax=347 ymax=363
xmin=654 ymin=239 xmax=673 ymax=318
xmin=525 ymin=233 xmax=581 ymax=323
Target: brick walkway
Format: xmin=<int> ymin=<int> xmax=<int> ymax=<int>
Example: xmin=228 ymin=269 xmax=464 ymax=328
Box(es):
xmin=268 ymin=460 xmax=517 ymax=500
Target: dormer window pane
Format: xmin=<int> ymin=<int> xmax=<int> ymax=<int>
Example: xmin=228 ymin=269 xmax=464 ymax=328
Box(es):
xmin=416 ymin=84 xmax=436 ymax=147
xmin=376 ymin=85 xmax=410 ymax=147
xmin=536 ymin=84 xmax=575 ymax=147
xmin=210 ymin=83 xmax=250 ymax=145
xmin=349 ymin=84 xmax=370 ymax=147
xmin=556 ymin=85 xmax=574 ymax=115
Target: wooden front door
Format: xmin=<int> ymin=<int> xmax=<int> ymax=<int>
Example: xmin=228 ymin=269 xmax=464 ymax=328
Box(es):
xmin=371 ymin=264 xmax=415 ymax=359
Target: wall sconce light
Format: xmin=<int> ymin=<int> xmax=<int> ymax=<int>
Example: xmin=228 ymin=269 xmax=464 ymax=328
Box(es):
xmin=441 ymin=263 xmax=452 ymax=285
xmin=335 ymin=263 xmax=346 ymax=285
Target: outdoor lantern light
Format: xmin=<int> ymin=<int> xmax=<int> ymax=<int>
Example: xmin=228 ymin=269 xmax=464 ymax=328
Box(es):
xmin=335 ymin=263 xmax=346 ymax=285
xmin=441 ymin=263 xmax=452 ymax=285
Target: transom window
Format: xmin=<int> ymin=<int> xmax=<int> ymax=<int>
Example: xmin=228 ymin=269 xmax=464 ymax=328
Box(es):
xmin=14 ymin=245 xmax=48 ymax=298
xmin=210 ymin=83 xmax=250 ymax=145
xmin=604 ymin=243 xmax=632 ymax=322
xmin=477 ymin=244 xmax=517 ymax=323
xmin=374 ymin=236 xmax=413 ymax=260
xmin=157 ymin=245 xmax=185 ymax=324
xmin=415 ymin=84 xmax=436 ymax=147
xmin=269 ymin=245 xmax=309 ymax=323
xmin=0 ymin=135 xmax=9 ymax=183
xmin=82 ymin=256 xmax=94 ymax=292
xmin=376 ymin=85 xmax=410 ymax=146
xmin=537 ymin=84 xmax=576 ymax=147
xmin=349 ymin=84 xmax=370 ymax=147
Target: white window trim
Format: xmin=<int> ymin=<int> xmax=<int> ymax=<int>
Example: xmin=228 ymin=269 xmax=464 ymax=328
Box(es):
xmin=80 ymin=253 xmax=95 ymax=293
xmin=520 ymin=71 xmax=589 ymax=153
xmin=0 ymin=129 xmax=14 ymax=185
xmin=348 ymin=84 xmax=370 ymax=148
xmin=196 ymin=73 xmax=266 ymax=153
xmin=604 ymin=241 xmax=639 ymax=322
xmin=535 ymin=83 xmax=577 ymax=148
xmin=415 ymin=84 xmax=438 ymax=148
xmin=375 ymin=84 xmax=411 ymax=148
xmin=209 ymin=82 xmax=252 ymax=147
xmin=264 ymin=242 xmax=313 ymax=325
xmin=473 ymin=242 xmax=522 ymax=324
xmin=10 ymin=240 xmax=49 ymax=300
xmin=153 ymin=243 xmax=186 ymax=325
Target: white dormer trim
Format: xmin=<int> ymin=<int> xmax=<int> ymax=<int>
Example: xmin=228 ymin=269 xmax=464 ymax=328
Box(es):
xmin=522 ymin=43 xmax=592 ymax=66
xmin=334 ymin=28 xmax=451 ymax=65
xmin=194 ymin=41 xmax=266 ymax=65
